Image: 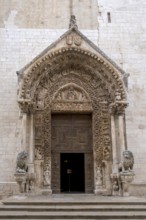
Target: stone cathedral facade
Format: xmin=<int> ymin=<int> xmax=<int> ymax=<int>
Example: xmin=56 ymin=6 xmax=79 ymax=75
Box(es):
xmin=0 ymin=0 xmax=146 ymax=197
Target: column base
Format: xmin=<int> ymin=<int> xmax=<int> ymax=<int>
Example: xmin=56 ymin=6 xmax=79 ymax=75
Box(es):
xmin=41 ymin=187 xmax=52 ymax=195
xmin=94 ymin=187 xmax=109 ymax=195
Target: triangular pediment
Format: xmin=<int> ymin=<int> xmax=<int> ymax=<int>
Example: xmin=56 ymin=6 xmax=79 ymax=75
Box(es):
xmin=17 ymin=26 xmax=126 ymax=79
xmin=17 ymin=19 xmax=128 ymax=112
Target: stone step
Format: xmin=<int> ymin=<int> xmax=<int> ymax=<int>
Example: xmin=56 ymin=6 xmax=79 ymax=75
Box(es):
xmin=0 ymin=204 xmax=146 ymax=211
xmin=0 ymin=210 xmax=146 ymax=219
xmin=4 ymin=200 xmax=146 ymax=206
xmin=2 ymin=195 xmax=146 ymax=219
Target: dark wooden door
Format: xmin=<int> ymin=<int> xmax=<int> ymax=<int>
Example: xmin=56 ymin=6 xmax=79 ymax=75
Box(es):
xmin=51 ymin=114 xmax=93 ymax=193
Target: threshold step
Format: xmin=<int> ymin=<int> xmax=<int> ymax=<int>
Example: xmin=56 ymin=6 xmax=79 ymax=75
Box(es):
xmin=0 ymin=204 xmax=146 ymax=211
xmin=0 ymin=210 xmax=146 ymax=219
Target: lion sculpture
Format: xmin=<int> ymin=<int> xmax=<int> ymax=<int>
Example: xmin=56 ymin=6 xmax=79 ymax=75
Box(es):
xmin=16 ymin=151 xmax=28 ymax=173
xmin=119 ymin=150 xmax=134 ymax=172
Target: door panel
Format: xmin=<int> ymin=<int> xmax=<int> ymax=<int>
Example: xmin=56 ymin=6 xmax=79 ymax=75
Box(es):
xmin=51 ymin=114 xmax=93 ymax=193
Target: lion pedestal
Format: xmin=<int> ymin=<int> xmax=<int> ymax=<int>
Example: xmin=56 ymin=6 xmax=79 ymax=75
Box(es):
xmin=119 ymin=150 xmax=135 ymax=196
xmin=14 ymin=151 xmax=28 ymax=193
xmin=120 ymin=171 xmax=135 ymax=196
xmin=15 ymin=173 xmax=27 ymax=193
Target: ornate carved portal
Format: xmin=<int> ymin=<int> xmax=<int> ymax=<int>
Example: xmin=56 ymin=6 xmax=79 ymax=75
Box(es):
xmin=17 ymin=27 xmax=129 ymax=195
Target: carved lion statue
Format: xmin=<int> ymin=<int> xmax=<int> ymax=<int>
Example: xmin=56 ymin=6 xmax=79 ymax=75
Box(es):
xmin=121 ymin=150 xmax=134 ymax=172
xmin=16 ymin=151 xmax=28 ymax=173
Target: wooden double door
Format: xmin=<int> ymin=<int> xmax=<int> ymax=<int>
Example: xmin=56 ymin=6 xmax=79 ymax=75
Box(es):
xmin=51 ymin=114 xmax=93 ymax=193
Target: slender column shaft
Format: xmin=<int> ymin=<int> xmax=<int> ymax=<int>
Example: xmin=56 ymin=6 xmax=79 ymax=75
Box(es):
xmin=118 ymin=114 xmax=126 ymax=158
xmin=22 ymin=113 xmax=28 ymax=150
xmin=111 ymin=114 xmax=118 ymax=173
xmin=29 ymin=114 xmax=34 ymax=163
xmin=28 ymin=113 xmax=35 ymax=173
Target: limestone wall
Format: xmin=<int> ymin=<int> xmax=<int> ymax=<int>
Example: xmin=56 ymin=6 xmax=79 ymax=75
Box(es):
xmin=0 ymin=0 xmax=146 ymax=196
xmin=0 ymin=0 xmax=98 ymax=29
xmin=97 ymin=0 xmax=146 ymax=190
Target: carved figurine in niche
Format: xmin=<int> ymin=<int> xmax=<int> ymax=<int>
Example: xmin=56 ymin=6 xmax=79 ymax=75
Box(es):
xmin=113 ymin=180 xmax=119 ymax=192
xmin=119 ymin=150 xmax=134 ymax=172
xmin=69 ymin=15 xmax=78 ymax=29
xmin=16 ymin=151 xmax=28 ymax=173
xmin=96 ymin=166 xmax=102 ymax=186
xmin=26 ymin=173 xmax=35 ymax=192
xmin=115 ymin=89 xmax=122 ymax=101
xmin=35 ymin=147 xmax=43 ymax=160
xmin=56 ymin=92 xmax=62 ymax=100
xmin=36 ymin=98 xmax=44 ymax=109
xmin=111 ymin=173 xmax=121 ymax=196
xmin=102 ymin=146 xmax=112 ymax=195
xmin=66 ymin=86 xmax=78 ymax=101
xmin=44 ymin=170 xmax=51 ymax=187
xmin=103 ymin=145 xmax=111 ymax=161
xmin=25 ymin=89 xmax=31 ymax=99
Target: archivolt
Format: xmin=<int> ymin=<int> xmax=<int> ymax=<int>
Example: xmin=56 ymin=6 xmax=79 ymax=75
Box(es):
xmin=18 ymin=47 xmax=127 ymax=110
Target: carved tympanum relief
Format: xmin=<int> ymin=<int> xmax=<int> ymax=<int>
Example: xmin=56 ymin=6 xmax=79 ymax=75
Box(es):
xmin=53 ymin=83 xmax=89 ymax=102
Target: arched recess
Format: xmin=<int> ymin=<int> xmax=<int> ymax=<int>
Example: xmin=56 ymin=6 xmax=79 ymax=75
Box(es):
xmin=17 ymin=33 xmax=128 ymax=195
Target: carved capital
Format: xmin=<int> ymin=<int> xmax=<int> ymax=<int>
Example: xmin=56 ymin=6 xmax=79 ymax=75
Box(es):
xmin=109 ymin=101 xmax=128 ymax=115
xmin=18 ymin=99 xmax=35 ymax=113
